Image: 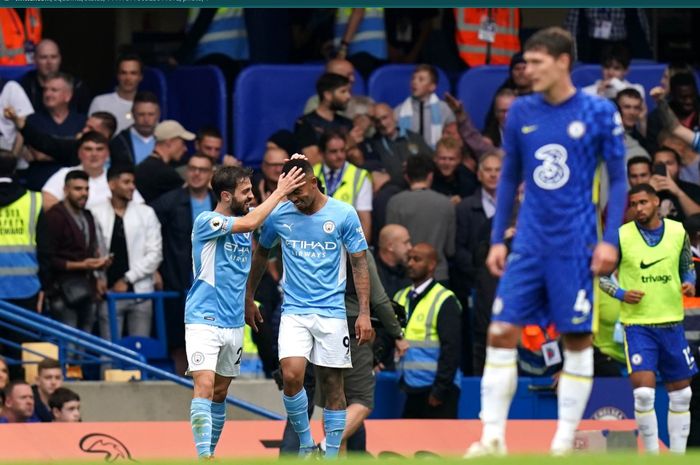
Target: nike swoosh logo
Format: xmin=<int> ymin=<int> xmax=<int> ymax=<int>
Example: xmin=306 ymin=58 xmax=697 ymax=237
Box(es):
xmin=640 ymin=258 xmax=667 ymax=269
xmin=521 ymin=125 xmax=538 ymax=134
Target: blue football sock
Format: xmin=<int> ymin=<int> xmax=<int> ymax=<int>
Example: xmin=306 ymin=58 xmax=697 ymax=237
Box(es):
xmin=210 ymin=401 xmax=226 ymax=455
xmin=323 ymin=408 xmax=346 ymax=459
xmin=282 ymin=388 xmax=315 ymax=450
xmin=190 ymin=398 xmax=213 ymax=458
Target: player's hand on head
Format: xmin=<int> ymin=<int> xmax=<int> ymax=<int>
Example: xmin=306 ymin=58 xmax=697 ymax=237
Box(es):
xmin=486 ymin=244 xmax=508 ymax=277
xmin=591 ymin=242 xmax=618 ymax=276
xmin=623 ymin=289 xmax=645 ymax=304
xmin=245 ymin=299 xmax=263 ymax=332
xmin=355 ymin=313 xmax=374 ymax=345
xmin=682 ymin=282 xmax=695 ymax=297
xmin=275 ymin=166 xmax=306 ymax=195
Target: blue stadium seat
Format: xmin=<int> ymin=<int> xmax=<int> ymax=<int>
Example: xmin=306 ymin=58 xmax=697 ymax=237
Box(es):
xmin=233 ymin=65 xmax=367 ymax=166
xmin=368 ymin=64 xmax=450 ymax=108
xmin=166 ymin=65 xmax=227 ymax=153
xmin=456 ymin=65 xmax=509 ymax=132
xmin=140 ymin=67 xmax=168 ymax=117
xmin=0 ymin=65 xmax=34 ymax=82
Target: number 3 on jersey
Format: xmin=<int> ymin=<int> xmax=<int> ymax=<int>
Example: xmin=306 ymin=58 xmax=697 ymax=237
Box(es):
xmin=533 ymin=144 xmax=570 ymax=190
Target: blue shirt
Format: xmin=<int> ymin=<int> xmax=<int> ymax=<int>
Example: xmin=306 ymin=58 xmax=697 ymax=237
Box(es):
xmin=492 ymin=91 xmax=627 ymax=256
xmin=129 ymin=128 xmax=155 ymax=165
xmin=259 ymin=198 xmax=368 ymax=319
xmin=185 ymin=211 xmax=252 ymax=328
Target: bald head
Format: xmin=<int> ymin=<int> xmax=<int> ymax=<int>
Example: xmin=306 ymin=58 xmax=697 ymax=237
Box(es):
xmin=378 ymin=224 xmax=412 ymax=266
xmin=36 ymin=39 xmax=61 ymax=78
xmin=326 ymin=59 xmax=355 ymax=84
xmin=406 ymin=242 xmax=438 ymax=283
xmin=374 ymin=103 xmax=397 ymax=137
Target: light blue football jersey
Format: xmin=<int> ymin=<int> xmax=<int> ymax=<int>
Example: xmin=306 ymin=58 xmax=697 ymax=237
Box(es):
xmin=259 ymin=198 xmax=368 ymax=319
xmin=185 ymin=211 xmax=251 ymax=328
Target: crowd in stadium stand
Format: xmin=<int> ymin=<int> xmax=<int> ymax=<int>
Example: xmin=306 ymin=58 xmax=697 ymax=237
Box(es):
xmin=1 ymin=8 xmax=700 ymax=432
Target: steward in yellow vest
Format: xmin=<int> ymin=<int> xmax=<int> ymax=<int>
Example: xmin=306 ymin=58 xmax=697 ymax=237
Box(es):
xmin=394 ymin=243 xmax=461 ymax=419
xmin=0 ymin=150 xmax=41 ymax=303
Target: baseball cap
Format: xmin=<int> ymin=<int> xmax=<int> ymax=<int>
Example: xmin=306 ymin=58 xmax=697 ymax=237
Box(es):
xmin=154 ymin=120 xmax=195 ymax=142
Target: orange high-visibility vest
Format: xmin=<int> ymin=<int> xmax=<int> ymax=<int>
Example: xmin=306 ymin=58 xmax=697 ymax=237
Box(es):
xmin=454 ymin=8 xmax=520 ymax=67
xmin=0 ymin=8 xmax=41 ymax=65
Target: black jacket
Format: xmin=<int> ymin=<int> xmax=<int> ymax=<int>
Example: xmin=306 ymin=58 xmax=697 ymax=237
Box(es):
xmin=109 ymin=128 xmax=136 ymax=168
xmin=454 ymin=190 xmax=489 ymax=288
xmin=151 ymin=187 xmax=215 ymax=292
xmin=373 ymin=251 xmax=411 ymax=299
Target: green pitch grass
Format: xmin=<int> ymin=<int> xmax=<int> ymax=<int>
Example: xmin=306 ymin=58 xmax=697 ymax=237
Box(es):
xmin=6 ymin=454 xmax=700 ymax=465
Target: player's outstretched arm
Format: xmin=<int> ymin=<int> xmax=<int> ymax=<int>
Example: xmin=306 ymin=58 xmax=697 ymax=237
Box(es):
xmin=350 ymin=250 xmax=374 ymax=345
xmin=650 ymin=86 xmax=698 ymax=148
xmin=232 ymin=167 xmax=306 ymax=233
xmin=245 ymin=245 xmax=271 ymax=332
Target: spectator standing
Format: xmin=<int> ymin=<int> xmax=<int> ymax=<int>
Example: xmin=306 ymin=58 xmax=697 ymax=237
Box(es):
xmin=0 ymin=8 xmax=41 ymax=66
xmin=313 ymin=130 xmax=373 ymax=239
xmin=20 ymin=39 xmax=91 ymax=114
xmin=88 ymin=54 xmax=144 ymax=134
xmin=135 ymin=120 xmax=193 ymax=204
xmin=498 ymin=53 xmax=532 ymax=96
xmin=386 ymin=155 xmax=455 ymax=283
xmin=0 ymin=80 xmax=34 ymax=154
xmin=91 ymin=165 xmax=162 ymax=340
xmin=396 ymin=243 xmax=461 ymax=419
xmin=647 ymin=73 xmax=700 ymax=154
xmin=151 ymin=153 xmax=215 ymax=374
xmin=37 ymin=170 xmax=109 ymax=333
xmin=453 ymin=8 xmax=520 ymax=67
xmin=431 ymin=136 xmax=478 ymax=204
xmin=335 ymin=8 xmax=387 ymax=79
xmin=109 ymin=91 xmax=159 ymax=168
xmin=32 ymin=358 xmax=62 ymax=423
xmin=395 ymin=64 xmax=455 ymax=149
xmin=582 ymin=44 xmax=645 ymax=100
xmin=650 ymin=148 xmax=700 ymax=222
xmin=294 ymin=72 xmax=353 ymax=166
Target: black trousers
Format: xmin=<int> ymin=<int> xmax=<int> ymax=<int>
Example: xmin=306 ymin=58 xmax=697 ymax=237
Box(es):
xmin=402 ymin=388 xmax=460 ymax=419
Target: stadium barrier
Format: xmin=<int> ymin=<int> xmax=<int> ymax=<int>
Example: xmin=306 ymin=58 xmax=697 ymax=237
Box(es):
xmin=0 ymin=419 xmax=641 ymax=460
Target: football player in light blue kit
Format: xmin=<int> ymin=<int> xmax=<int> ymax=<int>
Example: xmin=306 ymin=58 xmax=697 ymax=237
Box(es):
xmin=246 ymin=158 xmax=373 ymax=459
xmin=185 ymin=164 xmax=305 ymax=459
xmin=467 ymin=27 xmax=628 ymax=456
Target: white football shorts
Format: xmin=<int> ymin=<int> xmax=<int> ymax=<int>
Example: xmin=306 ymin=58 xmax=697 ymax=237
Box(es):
xmin=278 ymin=314 xmax=352 ymax=368
xmin=185 ymin=324 xmax=243 ymax=377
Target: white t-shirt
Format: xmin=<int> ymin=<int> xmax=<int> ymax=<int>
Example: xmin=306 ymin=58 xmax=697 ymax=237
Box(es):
xmin=88 ymin=91 xmax=133 ymax=134
xmin=42 ymin=165 xmax=144 ymax=209
xmin=582 ymin=78 xmax=645 ymax=101
xmin=0 ymin=81 xmax=34 ymax=151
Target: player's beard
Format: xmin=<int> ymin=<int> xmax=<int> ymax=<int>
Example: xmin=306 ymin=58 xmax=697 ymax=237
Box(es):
xmin=330 ymin=98 xmax=346 ymax=112
xmin=230 ymin=198 xmax=248 ymax=216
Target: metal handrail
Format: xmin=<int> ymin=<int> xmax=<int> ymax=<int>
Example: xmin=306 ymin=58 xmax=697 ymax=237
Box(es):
xmin=0 ymin=299 xmax=284 ymax=420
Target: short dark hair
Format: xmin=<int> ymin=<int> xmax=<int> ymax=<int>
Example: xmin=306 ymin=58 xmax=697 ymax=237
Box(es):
xmin=0 ymin=149 xmax=16 ymax=177
xmin=90 ymin=111 xmax=117 ymax=138
xmin=64 ymin=170 xmax=89 ymax=185
xmin=670 ymin=72 xmax=698 ymax=94
xmin=616 ymin=87 xmax=643 ymax=103
xmin=282 ymin=159 xmax=314 ymax=177
xmin=107 ymin=164 xmax=135 ymax=181
xmin=78 ymin=131 xmax=108 ymax=149
xmin=3 ymin=380 xmax=29 ymax=402
xmin=627 ymin=156 xmax=652 ymax=172
xmin=188 ymin=152 xmax=215 ymax=166
xmin=654 ymin=147 xmax=682 ymax=166
xmin=116 ymin=52 xmax=143 ymax=74
xmin=316 ymin=73 xmax=350 ymax=101
xmin=47 ymin=71 xmax=74 ymax=90
xmin=601 ymin=44 xmax=631 ymax=70
xmin=37 ymin=358 xmax=60 ymax=374
xmin=628 ymin=183 xmax=657 ymax=197
xmin=405 ymin=154 xmax=434 ymax=182
xmin=132 ymin=91 xmax=159 ymax=109
xmin=48 ymin=387 xmax=80 ymax=411
xmin=211 ymin=166 xmax=253 ymax=201
xmin=413 ymin=64 xmax=438 ymax=85
xmin=319 ymin=129 xmax=346 ymax=153
xmin=524 ymin=27 xmax=574 ymax=65
xmin=196 ymin=125 xmax=223 ymax=142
